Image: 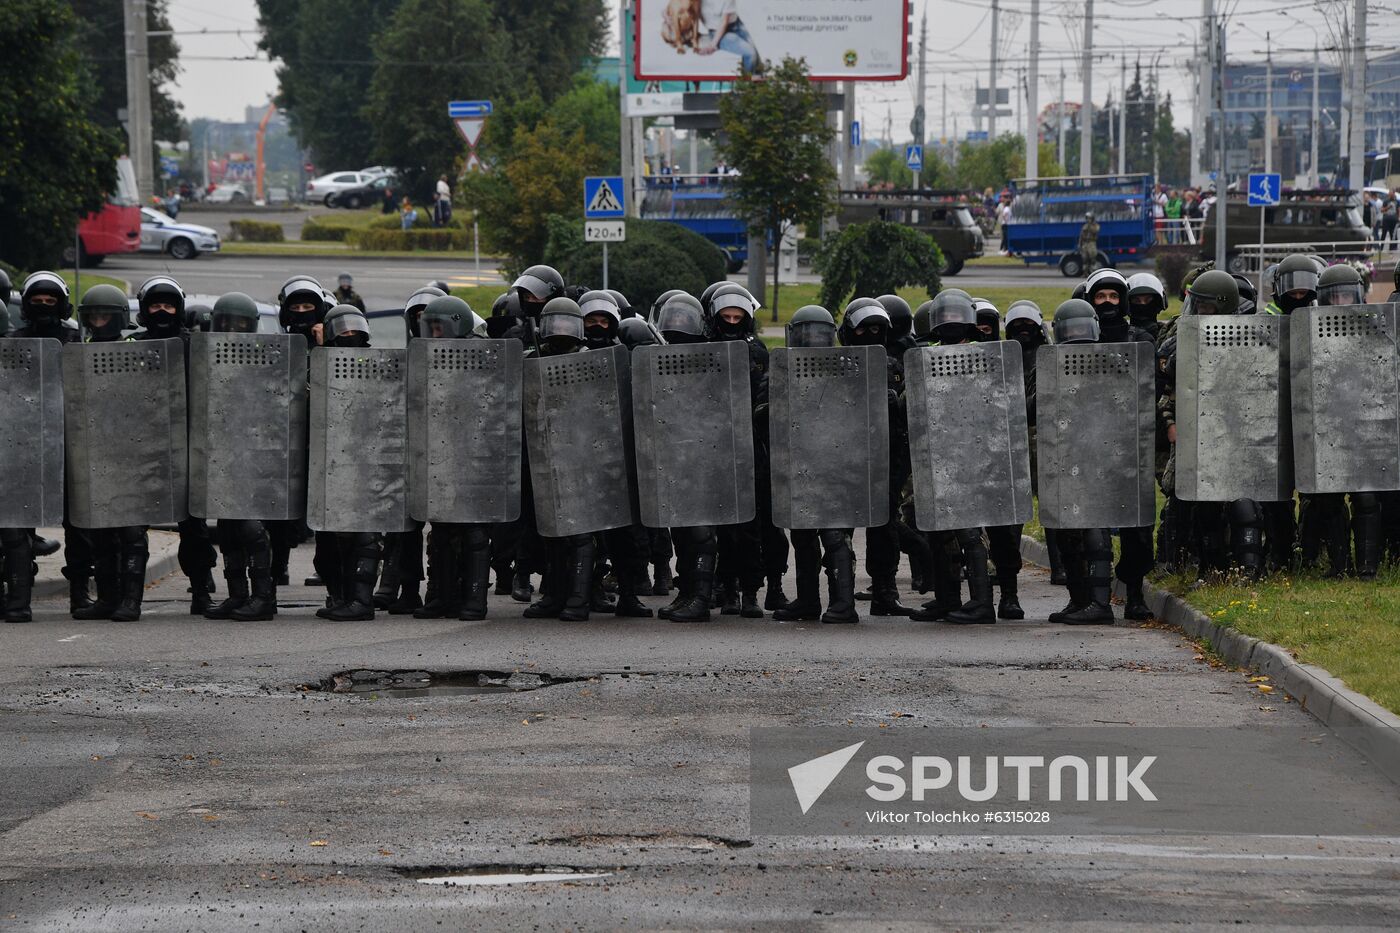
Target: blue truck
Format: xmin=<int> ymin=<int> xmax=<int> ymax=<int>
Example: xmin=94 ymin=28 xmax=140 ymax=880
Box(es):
xmin=641 ymin=174 xmax=749 ymax=272
xmin=1002 ymin=174 xmax=1157 ymax=277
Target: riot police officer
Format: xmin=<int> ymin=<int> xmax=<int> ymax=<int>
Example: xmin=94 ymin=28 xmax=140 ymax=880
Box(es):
xmin=202 ymin=292 xmax=279 ymax=621
xmin=275 ymin=276 xmax=328 ymax=589
xmin=876 ymin=294 xmax=917 ymax=356
xmin=1125 ymin=273 xmax=1168 ymax=337
xmin=1046 ymin=299 xmax=1116 ymax=625
xmin=512 ymin=265 xmax=566 ymax=320
xmin=771 ymin=306 xmax=859 ymax=623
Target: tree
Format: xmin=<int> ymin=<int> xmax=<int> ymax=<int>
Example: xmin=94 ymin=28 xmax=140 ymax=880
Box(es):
xmin=864 ymin=148 xmax=913 ymax=187
xmin=489 ymin=0 xmax=608 ymax=102
xmin=813 ymin=221 xmax=943 ymax=310
xmin=717 ymin=57 xmax=836 ymax=319
xmin=364 ymin=0 xmax=514 ymax=198
xmin=954 ymin=133 xmax=1063 ymax=192
xmin=0 ymin=0 xmax=121 ymax=269
xmin=72 ymin=0 xmax=183 ymax=144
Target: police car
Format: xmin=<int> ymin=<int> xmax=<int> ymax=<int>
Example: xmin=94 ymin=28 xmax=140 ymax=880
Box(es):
xmin=139 ymin=208 xmax=221 ymax=260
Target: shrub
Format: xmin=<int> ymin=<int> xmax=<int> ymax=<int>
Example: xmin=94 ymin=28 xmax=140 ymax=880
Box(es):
xmin=1153 ymin=246 xmax=1198 ymax=300
xmin=300 ymin=219 xmax=351 ymax=242
xmin=227 ymin=219 xmax=284 ymax=243
xmin=813 ymin=220 xmax=943 ymax=310
xmin=347 ymin=228 xmax=469 ymax=251
xmin=542 ymin=215 xmax=729 ymax=308
xmin=368 ymin=212 xmax=468 ymax=231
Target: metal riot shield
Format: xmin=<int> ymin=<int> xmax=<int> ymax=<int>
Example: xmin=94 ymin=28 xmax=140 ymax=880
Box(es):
xmin=306 ymin=348 xmax=412 ymax=533
xmin=188 ymin=332 xmax=309 ymax=520
xmin=407 ymin=338 xmax=523 ymax=524
xmin=523 ymin=345 xmax=635 ymax=538
xmin=1036 ymin=342 xmax=1155 ymax=529
xmin=64 ymin=338 xmax=188 ymax=528
xmin=768 ymin=346 xmax=889 ymax=530
xmin=905 ymin=341 xmax=1033 ymax=531
xmin=0 ymin=339 xmax=64 ymax=526
xmin=632 ymin=341 xmax=755 ymax=528
xmin=1290 ymin=304 xmax=1400 ymax=494
xmin=1176 ymin=315 xmax=1292 ymax=502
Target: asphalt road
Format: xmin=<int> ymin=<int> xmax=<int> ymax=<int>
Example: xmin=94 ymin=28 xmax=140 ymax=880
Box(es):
xmin=2 ymin=542 xmax=1397 ymax=929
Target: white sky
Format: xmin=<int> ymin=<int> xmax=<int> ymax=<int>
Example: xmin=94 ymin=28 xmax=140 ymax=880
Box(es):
xmin=166 ymin=0 xmax=1399 ymax=132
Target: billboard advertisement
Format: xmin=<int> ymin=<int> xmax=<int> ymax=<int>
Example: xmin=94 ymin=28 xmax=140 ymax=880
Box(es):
xmin=634 ymin=0 xmax=909 ymax=82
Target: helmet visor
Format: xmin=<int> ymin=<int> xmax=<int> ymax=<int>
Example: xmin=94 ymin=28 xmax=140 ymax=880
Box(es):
xmin=512 ymin=274 xmax=554 ymax=302
xmin=1274 ymin=267 xmax=1318 ymax=298
xmin=656 ymin=304 xmax=704 ymax=338
xmin=1055 ymin=316 xmax=1100 ymax=343
xmin=326 ymin=311 xmax=370 ymax=339
xmin=1317 ymin=282 xmax=1365 ymax=307
xmin=537 ymin=312 xmax=583 ymax=342
xmin=213 ymin=311 xmax=257 ymax=333
xmin=787 ymin=321 xmax=836 ymax=348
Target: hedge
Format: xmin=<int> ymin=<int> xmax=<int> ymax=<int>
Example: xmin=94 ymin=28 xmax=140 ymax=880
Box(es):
xmin=347 ymin=228 xmax=470 ymax=251
xmin=300 ymin=220 xmax=351 ymax=242
xmin=227 ymin=219 xmax=285 ymax=243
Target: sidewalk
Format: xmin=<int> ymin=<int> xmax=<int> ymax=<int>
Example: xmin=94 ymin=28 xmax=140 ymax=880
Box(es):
xmin=30 ymin=527 xmax=185 ymax=599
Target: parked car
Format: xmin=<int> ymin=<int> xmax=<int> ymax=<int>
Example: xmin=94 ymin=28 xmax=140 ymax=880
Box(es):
xmin=139 ymin=207 xmax=220 ymax=260
xmin=205 ymin=183 xmax=250 ymax=204
xmin=328 ymin=174 xmax=398 ymax=209
xmin=305 ymin=171 xmax=375 ymax=207
xmin=360 ymin=165 xmax=394 ymax=179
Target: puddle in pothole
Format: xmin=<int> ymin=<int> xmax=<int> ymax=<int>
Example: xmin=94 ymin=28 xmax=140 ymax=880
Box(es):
xmin=308 ymin=669 xmax=591 ymax=697
xmin=400 ymin=866 xmax=614 ymax=886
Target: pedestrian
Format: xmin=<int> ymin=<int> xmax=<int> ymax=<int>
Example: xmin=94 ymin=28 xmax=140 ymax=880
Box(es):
xmin=1165 ymin=189 xmax=1183 ymax=243
xmin=400 ymin=196 xmax=418 ymax=230
xmin=433 ymin=175 xmax=452 ymax=228
xmin=1382 ymin=196 xmax=1397 ymax=251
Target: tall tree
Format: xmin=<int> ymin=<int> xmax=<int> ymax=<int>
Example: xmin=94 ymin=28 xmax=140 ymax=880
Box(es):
xmin=0 ymin=0 xmax=122 ymax=269
xmin=954 ymin=134 xmax=1063 ymax=191
xmin=717 ymin=57 xmax=835 ymax=319
xmin=71 ymin=0 xmax=183 ymax=143
xmin=490 ymin=0 xmax=608 ymax=101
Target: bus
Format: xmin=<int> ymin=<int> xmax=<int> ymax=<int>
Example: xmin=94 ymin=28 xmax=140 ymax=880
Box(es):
xmin=66 ymin=156 xmax=141 ymax=266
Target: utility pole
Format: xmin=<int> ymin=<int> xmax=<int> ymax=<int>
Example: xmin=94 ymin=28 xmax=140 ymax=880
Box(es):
xmin=1058 ymin=67 xmax=1067 ymax=170
xmin=1079 ymin=0 xmax=1093 ymax=177
xmin=1192 ymin=0 xmax=1212 ymax=187
xmin=1214 ymin=14 xmax=1227 ymax=269
xmin=841 ymin=80 xmax=855 ymax=190
xmin=988 ymin=0 xmax=1000 ymax=141
xmin=1348 ymin=0 xmax=1367 ymax=192
xmin=1264 ymin=35 xmax=1273 ymax=174
xmin=618 ymin=1 xmax=635 ymax=215
xmin=1118 ymin=56 xmax=1127 ymax=174
xmin=123 ymin=0 xmax=154 ymax=204
xmin=1310 ymin=44 xmax=1320 ymax=187
xmin=1026 ymin=0 xmax=1040 ymax=180
xmin=915 ymin=11 xmax=927 ymax=187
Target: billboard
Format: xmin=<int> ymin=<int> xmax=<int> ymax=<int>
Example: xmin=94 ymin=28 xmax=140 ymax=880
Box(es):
xmin=634 ymin=0 xmax=909 ymax=82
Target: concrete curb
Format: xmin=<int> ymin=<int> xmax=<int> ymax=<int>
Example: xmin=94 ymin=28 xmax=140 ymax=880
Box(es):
xmin=1020 ymin=534 xmax=1400 ymax=772
xmin=33 ymin=531 xmax=185 ymax=601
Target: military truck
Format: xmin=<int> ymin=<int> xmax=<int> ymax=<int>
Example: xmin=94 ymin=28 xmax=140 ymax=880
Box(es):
xmin=837 ymin=190 xmax=985 ymax=276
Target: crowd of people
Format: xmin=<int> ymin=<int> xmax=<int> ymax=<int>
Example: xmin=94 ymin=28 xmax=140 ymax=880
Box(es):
xmin=0 ymin=251 xmax=1395 ymax=627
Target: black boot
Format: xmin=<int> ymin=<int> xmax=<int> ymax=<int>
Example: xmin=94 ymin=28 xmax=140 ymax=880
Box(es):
xmin=740 ymin=588 xmax=764 ymax=619
xmin=110 ymin=551 xmax=149 ymax=623
xmin=189 ymin=572 xmax=214 ymax=615
xmin=652 ymin=561 xmax=673 ymax=596
xmin=996 ymin=574 xmax=1024 ymax=620
xmin=869 ymin=575 xmax=913 ymax=617
xmin=524 ymin=550 xmax=565 ymax=619
xmin=911 ymin=549 xmax=961 ymax=621
xmin=327 ymin=558 xmax=377 ymax=621
xmin=559 ymin=539 xmax=594 ymax=622
xmin=3 ymin=572 xmax=32 ymax=624
xmin=670 ymin=553 xmax=715 ymax=623
xmin=511 ymin=571 xmax=534 ymax=603
xmin=1049 ymin=580 xmax=1090 ymax=623
xmin=1045 ymin=529 xmax=1067 ymax=586
xmin=945 ymin=553 xmax=995 ymax=624
xmin=74 ymin=554 xmax=119 ymax=621
xmin=387 ymin=580 xmax=423 ymax=615
xmin=589 ymin=581 xmax=617 ymax=614
xmin=763 ymin=575 xmax=789 ymax=611
xmin=415 ymin=537 xmax=455 ymax=619
xmin=373 ymin=560 xmax=400 ymax=610
xmin=271 ymin=536 xmax=291 ymax=587
xmin=233 ymin=562 xmax=277 ymax=622
xmin=204 ymin=557 xmax=249 ymax=620
xmin=657 ymin=568 xmax=689 ymax=620
xmin=613 ymin=563 xmax=653 ymax=618
xmin=458 ymin=540 xmax=490 ymax=622
xmin=1062 ymin=570 xmax=1114 ymax=625
xmin=68 ymin=575 xmax=94 ymax=613
xmin=31 ymin=532 xmax=60 ymax=557
xmin=820 ymin=554 xmax=859 ymax=624
xmin=719 ymin=582 xmax=741 ymax=616
xmin=1122 ymin=581 xmax=1152 ymax=621
xmin=493 ymin=568 xmax=513 ymax=596
xmin=773 ymin=562 xmax=821 ymax=621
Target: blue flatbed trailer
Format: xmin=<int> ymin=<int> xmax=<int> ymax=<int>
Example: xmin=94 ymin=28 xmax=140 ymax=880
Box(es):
xmin=1003 ymin=174 xmax=1157 ymax=276
xmin=641 ymin=175 xmax=748 ymax=271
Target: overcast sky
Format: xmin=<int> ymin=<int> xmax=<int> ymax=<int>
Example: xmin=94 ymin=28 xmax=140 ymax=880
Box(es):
xmin=168 ymin=0 xmax=1399 ymax=136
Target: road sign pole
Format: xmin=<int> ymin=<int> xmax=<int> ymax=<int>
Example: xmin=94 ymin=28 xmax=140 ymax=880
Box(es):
xmin=1257 ymin=205 xmax=1266 ymax=296
xmin=474 ymin=211 xmax=481 ymax=282
xmin=603 ymin=242 xmax=610 ymax=290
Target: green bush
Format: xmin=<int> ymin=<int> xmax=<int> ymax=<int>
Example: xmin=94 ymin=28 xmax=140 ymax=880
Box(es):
xmin=642 ymin=220 xmax=729 ymax=284
xmin=227 ymin=219 xmax=285 ymax=243
xmin=347 ymin=228 xmax=469 ymax=251
xmin=300 ymin=219 xmax=351 ymax=242
xmin=813 ymin=220 xmax=943 ymax=310
xmin=368 ymin=211 xmax=468 ymax=231
xmin=542 ymin=216 xmax=729 ymax=309
xmin=1153 ymin=246 xmax=1198 ymax=300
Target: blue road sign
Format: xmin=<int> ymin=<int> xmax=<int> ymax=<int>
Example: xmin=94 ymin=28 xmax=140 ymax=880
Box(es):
xmin=965 ymin=130 xmax=989 ymax=142
xmin=448 ymin=100 xmax=492 ymax=118
xmin=1248 ymin=172 xmax=1282 ymax=207
xmin=584 ymin=176 xmax=626 ymax=219
xmin=905 ymin=144 xmax=924 ymax=173
xmin=850 ymin=121 xmax=862 ymax=149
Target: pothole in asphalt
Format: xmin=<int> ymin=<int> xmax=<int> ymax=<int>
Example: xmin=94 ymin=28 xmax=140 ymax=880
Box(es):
xmin=305 ymin=669 xmax=592 ymax=697
xmin=397 ymin=865 xmax=615 ymax=886
xmin=535 ymin=832 xmax=751 ymax=850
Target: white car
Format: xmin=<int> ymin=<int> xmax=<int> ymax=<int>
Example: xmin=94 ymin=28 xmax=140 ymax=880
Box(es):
xmin=139 ymin=208 xmax=220 ymax=260
xmin=204 ymin=183 xmax=250 ymax=203
xmin=305 ymin=171 xmax=375 ymax=206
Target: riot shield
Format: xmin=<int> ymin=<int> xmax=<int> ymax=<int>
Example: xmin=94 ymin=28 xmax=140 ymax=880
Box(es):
xmin=188 ymin=333 xmax=309 ymax=520
xmin=407 ymin=338 xmax=523 ymax=524
xmin=0 ymin=339 xmax=64 ymax=527
xmin=1036 ymin=342 xmax=1155 ymax=529
xmin=632 ymin=341 xmax=755 ymax=528
xmin=1176 ymin=316 xmax=1292 ymax=502
xmin=306 ymin=348 xmax=412 ymax=533
xmin=63 ymin=338 xmax=188 ymax=528
xmin=768 ymin=346 xmax=889 ymax=530
xmin=523 ymin=344 xmax=635 ymax=538
xmin=905 ymin=341 xmax=1033 ymax=531
xmin=1290 ymin=304 xmax=1400 ymax=494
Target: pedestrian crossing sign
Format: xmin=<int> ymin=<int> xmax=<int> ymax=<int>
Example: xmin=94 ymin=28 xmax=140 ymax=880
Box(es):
xmin=584 ymin=176 xmax=626 ymax=219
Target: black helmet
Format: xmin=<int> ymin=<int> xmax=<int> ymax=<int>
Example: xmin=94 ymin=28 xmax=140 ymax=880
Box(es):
xmin=1274 ymin=254 xmax=1319 ymax=312
xmin=605 ymin=289 xmax=635 ymax=319
xmin=579 ymin=289 xmax=621 ymax=344
xmin=787 ymin=305 xmax=836 ymax=348
xmin=649 ymin=288 xmax=690 ymax=326
xmin=1051 ymin=298 xmax=1100 ymax=344
xmin=1004 ymin=300 xmax=1048 ymax=347
xmin=20 ymin=271 xmax=71 ymax=323
xmin=876 ymin=294 xmax=913 ymax=341
xmin=323 ymin=304 xmax=371 ymax=346
xmin=419 ymin=295 xmax=485 ymax=338
xmin=972 ymin=298 xmax=1001 ymax=341
xmin=619 ymin=316 xmax=664 ymax=349
xmin=656 ymin=294 xmax=707 ymax=344
xmin=708 ymin=284 xmax=758 ymax=339
xmin=914 ymin=291 xmax=975 ymax=342
xmin=1126 ymin=273 xmax=1167 ymax=324
xmin=512 ymin=265 xmax=565 ymax=313
xmin=405 ymin=285 xmax=447 ymax=329
xmin=211 ymin=291 xmax=260 ymax=333
xmin=77 ymin=283 xmax=129 ymax=340
xmin=0 ymin=268 xmax=11 ymax=307
xmin=1183 ymin=270 xmax=1240 ymax=316
xmin=136 ymin=274 xmax=186 ymax=328
xmin=537 ymin=296 xmax=585 ymax=353
xmin=278 ymin=275 xmax=327 ymax=329
xmin=1084 ymin=268 xmax=1129 ymax=328
xmin=838 ymin=297 xmax=890 ymax=347
xmin=1230 ymin=273 xmax=1258 ymax=315
xmin=1317 ymin=263 xmax=1365 ymax=307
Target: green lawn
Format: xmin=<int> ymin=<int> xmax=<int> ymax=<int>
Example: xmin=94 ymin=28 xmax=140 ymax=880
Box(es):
xmin=61 ymin=271 xmax=128 ymax=295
